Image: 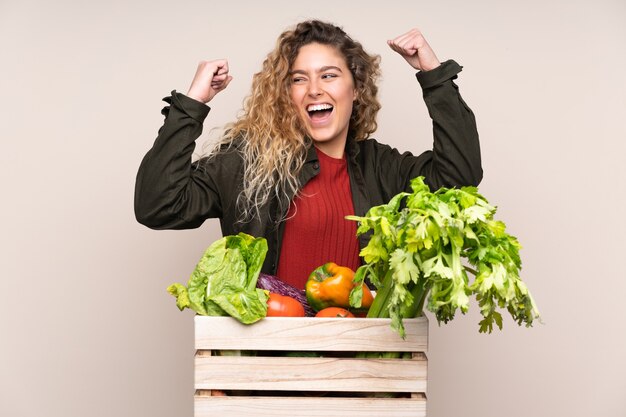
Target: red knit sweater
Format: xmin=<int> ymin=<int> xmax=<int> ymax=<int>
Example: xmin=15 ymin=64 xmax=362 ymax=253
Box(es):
xmin=276 ymin=148 xmax=361 ymax=289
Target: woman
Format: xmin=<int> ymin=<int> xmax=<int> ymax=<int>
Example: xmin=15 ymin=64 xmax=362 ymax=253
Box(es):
xmin=134 ymin=20 xmax=482 ymax=289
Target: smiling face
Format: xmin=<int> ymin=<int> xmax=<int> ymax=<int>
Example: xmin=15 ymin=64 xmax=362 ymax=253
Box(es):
xmin=290 ymin=42 xmax=357 ymax=158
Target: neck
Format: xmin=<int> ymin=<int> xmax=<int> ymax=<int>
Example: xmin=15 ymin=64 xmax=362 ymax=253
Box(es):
xmin=313 ymin=139 xmax=346 ymax=159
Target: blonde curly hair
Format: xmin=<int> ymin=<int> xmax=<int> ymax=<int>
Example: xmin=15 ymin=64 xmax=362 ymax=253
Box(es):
xmin=211 ymin=20 xmax=381 ymax=222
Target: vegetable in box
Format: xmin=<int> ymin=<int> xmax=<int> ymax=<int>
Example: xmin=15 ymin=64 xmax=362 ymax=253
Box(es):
xmin=347 ymin=176 xmax=541 ymax=337
xmin=167 ymin=233 xmax=269 ymax=324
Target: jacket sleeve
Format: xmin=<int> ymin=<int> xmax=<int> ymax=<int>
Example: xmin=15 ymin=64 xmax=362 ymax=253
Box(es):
xmin=413 ymin=59 xmax=483 ymax=189
xmin=134 ymin=91 xmax=224 ymax=229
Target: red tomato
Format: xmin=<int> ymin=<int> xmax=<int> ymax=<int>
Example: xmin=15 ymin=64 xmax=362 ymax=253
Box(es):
xmin=315 ymin=307 xmax=355 ymax=318
xmin=266 ymin=293 xmax=306 ymax=317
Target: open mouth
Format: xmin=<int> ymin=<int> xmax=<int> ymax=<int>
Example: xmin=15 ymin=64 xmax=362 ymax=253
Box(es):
xmin=307 ymin=103 xmax=334 ymax=122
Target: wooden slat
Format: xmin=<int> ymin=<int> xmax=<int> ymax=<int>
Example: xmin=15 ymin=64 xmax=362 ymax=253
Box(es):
xmin=195 ymin=355 xmax=427 ymax=392
xmin=194 ymin=316 xmax=428 ymax=352
xmin=195 ymin=395 xmax=426 ymax=417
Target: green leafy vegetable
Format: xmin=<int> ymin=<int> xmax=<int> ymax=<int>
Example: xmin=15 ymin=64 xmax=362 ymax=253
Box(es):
xmin=347 ymin=177 xmax=540 ymax=337
xmin=167 ymin=233 xmax=269 ymax=324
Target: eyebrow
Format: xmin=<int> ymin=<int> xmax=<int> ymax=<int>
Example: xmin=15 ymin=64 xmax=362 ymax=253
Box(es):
xmin=290 ymin=65 xmax=344 ymax=75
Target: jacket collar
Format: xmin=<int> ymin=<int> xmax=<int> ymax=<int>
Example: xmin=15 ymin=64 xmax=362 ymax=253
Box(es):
xmin=304 ymin=139 xmax=318 ymax=163
xmin=345 ymin=136 xmax=361 ymax=162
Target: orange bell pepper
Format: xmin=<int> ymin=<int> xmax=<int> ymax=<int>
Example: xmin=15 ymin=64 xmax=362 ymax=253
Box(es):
xmin=305 ymin=262 xmax=374 ymax=312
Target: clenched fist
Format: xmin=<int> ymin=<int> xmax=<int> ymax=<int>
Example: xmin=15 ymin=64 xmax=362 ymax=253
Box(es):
xmin=186 ymin=59 xmax=233 ymax=103
xmin=387 ymin=28 xmax=440 ymax=72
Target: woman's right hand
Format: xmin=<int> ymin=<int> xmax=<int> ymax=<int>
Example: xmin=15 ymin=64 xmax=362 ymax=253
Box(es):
xmin=186 ymin=59 xmax=233 ymax=103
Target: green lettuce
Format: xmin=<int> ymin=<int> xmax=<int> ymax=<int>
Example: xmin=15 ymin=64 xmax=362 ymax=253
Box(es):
xmin=167 ymin=233 xmax=269 ymax=324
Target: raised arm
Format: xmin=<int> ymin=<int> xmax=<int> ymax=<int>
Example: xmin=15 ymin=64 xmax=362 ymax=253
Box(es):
xmin=134 ymin=60 xmax=235 ymax=229
xmin=388 ymin=28 xmax=482 ymax=189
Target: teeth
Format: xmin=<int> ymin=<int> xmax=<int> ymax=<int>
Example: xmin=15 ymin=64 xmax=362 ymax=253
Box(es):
xmin=307 ymin=103 xmax=333 ymax=112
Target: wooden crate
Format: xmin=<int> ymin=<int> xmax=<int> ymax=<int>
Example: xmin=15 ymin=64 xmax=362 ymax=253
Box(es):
xmin=194 ymin=316 xmax=428 ymax=417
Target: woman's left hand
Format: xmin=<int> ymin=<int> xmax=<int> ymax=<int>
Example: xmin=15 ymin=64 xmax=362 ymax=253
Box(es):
xmin=387 ymin=28 xmax=440 ymax=72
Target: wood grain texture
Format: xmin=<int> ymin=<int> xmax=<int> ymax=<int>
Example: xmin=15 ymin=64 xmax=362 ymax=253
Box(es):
xmin=193 ymin=316 xmax=429 ymax=415
xmin=195 ymin=355 xmax=427 ymax=392
xmin=194 ymin=316 xmax=428 ymax=352
xmin=195 ymin=395 xmax=427 ymax=417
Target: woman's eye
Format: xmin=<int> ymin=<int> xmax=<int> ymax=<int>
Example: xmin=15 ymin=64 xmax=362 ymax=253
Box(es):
xmin=322 ymin=73 xmax=337 ymax=80
xmin=292 ymin=77 xmax=306 ymax=84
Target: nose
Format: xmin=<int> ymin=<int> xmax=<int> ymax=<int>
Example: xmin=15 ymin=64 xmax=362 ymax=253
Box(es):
xmin=307 ymin=79 xmax=323 ymax=97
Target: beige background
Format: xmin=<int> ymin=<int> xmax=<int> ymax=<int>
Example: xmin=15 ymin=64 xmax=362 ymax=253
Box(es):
xmin=1 ymin=0 xmax=625 ymax=416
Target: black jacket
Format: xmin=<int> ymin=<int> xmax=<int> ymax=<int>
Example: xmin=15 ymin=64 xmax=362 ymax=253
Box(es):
xmin=135 ymin=60 xmax=482 ymax=274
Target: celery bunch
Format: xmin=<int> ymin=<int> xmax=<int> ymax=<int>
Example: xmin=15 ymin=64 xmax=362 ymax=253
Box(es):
xmin=348 ymin=177 xmax=540 ymax=338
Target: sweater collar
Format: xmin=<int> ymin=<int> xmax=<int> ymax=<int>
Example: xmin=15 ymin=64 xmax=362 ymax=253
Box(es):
xmin=304 ymin=135 xmax=361 ymax=163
